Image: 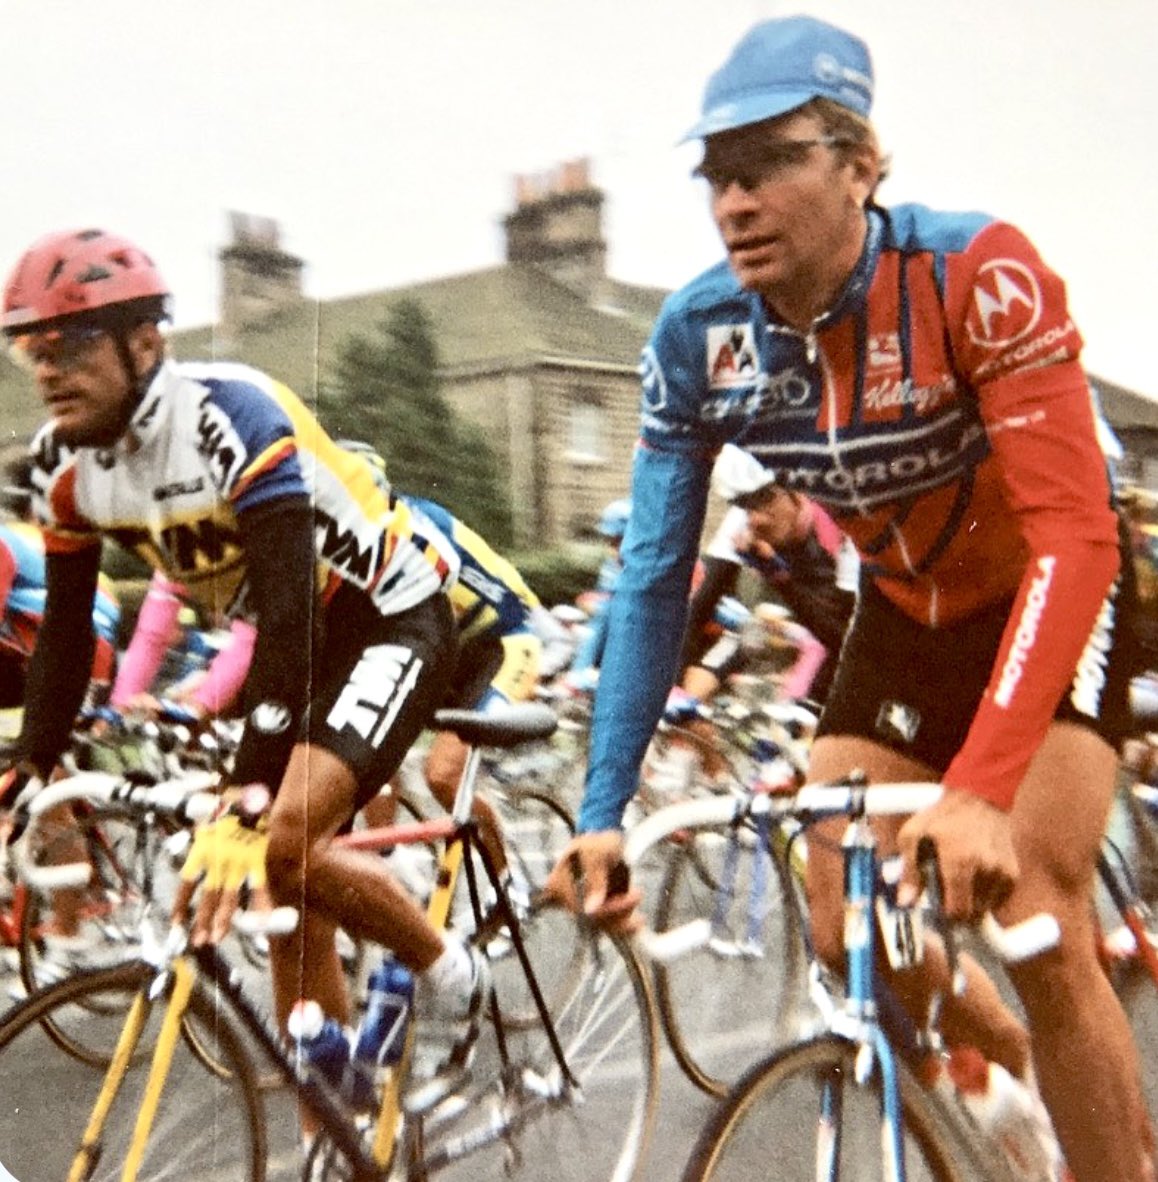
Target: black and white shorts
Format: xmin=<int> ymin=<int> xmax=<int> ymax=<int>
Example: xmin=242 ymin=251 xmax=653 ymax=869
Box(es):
xmin=309 ymin=585 xmax=458 ymax=810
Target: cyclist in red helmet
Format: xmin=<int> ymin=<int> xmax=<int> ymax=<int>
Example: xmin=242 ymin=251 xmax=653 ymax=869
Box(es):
xmin=2 ymin=228 xmax=488 ymax=1150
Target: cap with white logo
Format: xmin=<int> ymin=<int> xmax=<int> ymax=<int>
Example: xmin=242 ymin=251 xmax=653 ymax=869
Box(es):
xmin=684 ymin=15 xmax=874 ymax=142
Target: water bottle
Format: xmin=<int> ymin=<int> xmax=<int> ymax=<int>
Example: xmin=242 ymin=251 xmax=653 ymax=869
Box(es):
xmin=288 ymin=999 xmax=350 ymax=1093
xmin=945 ymin=1046 xmax=1063 ymax=1181
xmin=348 ymin=955 xmax=414 ymax=1110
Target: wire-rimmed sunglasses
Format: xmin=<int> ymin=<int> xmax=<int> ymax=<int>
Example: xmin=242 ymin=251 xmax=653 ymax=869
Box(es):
xmin=693 ymin=135 xmax=854 ymax=193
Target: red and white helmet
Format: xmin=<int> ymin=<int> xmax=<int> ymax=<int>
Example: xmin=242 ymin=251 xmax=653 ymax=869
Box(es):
xmin=2 ymin=228 xmax=170 ymax=334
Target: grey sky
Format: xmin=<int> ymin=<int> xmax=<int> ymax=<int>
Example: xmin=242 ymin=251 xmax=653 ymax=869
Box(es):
xmin=2 ymin=0 xmax=1154 ymax=396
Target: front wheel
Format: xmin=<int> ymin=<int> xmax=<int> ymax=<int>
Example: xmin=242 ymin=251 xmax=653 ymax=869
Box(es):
xmin=653 ymin=822 xmax=814 ymax=1096
xmin=416 ymin=908 xmax=660 ymax=1181
xmin=682 ymin=1033 xmax=1000 ymax=1182
xmin=0 ymin=961 xmax=267 ymax=1181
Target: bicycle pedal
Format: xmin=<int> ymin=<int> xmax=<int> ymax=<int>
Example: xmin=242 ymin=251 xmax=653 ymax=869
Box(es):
xmin=404 ymin=1067 xmax=473 ymax=1116
xmin=707 ymin=936 xmax=745 ymax=958
xmin=413 ymin=1090 xmax=470 ymax=1132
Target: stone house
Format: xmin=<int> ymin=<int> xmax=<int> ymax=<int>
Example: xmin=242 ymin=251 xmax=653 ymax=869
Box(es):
xmin=172 ymin=162 xmax=668 ymax=550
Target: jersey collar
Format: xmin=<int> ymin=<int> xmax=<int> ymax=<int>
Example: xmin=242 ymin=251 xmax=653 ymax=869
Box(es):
xmin=759 ymin=207 xmax=884 ymax=352
xmin=125 ymin=359 xmax=178 ymax=450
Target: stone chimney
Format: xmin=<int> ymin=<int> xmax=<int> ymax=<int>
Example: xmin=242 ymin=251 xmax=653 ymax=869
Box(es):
xmin=219 ymin=212 xmax=304 ymax=335
xmin=503 ymin=158 xmax=608 ymax=305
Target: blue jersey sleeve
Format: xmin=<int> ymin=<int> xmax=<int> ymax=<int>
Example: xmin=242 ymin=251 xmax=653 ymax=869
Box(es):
xmin=577 ymin=445 xmax=712 ymax=831
xmin=197 ymin=378 xmax=308 ymax=513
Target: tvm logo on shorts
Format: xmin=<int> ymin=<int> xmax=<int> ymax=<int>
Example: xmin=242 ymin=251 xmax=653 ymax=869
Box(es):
xmin=326 ymin=644 xmax=424 ymax=749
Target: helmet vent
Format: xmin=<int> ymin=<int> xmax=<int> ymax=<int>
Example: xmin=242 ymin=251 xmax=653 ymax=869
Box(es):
xmin=77 ymin=264 xmax=113 ymax=284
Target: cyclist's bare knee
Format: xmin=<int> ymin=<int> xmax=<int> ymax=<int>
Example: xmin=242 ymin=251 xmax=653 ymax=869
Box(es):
xmin=265 ymin=816 xmax=310 ymax=903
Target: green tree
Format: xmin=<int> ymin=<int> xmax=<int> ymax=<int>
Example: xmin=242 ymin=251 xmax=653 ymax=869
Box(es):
xmin=321 ymin=298 xmax=513 ymax=546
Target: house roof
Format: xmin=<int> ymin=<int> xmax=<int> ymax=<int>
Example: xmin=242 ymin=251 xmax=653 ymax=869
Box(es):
xmin=175 ymin=264 xmax=665 ymax=398
xmin=1093 ymin=376 xmax=1158 ymax=432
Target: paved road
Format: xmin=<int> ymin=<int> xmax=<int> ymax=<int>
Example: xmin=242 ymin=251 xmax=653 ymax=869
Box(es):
xmin=3 ymin=792 xmax=1158 ymax=1180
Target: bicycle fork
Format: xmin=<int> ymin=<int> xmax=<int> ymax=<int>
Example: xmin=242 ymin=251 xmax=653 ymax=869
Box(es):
xmin=827 ymin=817 xmax=909 ymax=1182
xmin=68 ymin=958 xmax=195 ymax=1182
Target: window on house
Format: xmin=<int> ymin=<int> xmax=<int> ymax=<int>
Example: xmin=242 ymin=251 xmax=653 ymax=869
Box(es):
xmin=567 ymin=401 xmax=606 ymax=463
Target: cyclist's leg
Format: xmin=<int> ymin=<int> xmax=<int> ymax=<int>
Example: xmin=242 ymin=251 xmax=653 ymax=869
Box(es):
xmin=264 ymin=593 xmax=461 ymax=1008
xmin=805 ymin=734 xmax=1032 ymax=1078
xmin=1002 ymin=720 xmax=1154 ymax=1182
xmin=426 ymin=629 xmax=544 ymax=879
xmin=425 ymin=729 xmax=507 ymax=875
xmin=26 ymin=800 xmax=87 ymax=938
xmin=267 ymin=743 xmax=447 ymax=1027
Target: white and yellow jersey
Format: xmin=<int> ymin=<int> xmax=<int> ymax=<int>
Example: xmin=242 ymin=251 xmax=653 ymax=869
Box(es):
xmin=28 ymin=360 xmax=458 ymax=619
xmin=404 ymin=495 xmax=539 ymax=643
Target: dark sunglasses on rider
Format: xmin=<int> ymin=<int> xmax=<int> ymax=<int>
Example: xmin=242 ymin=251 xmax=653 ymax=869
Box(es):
xmin=6 ymin=324 xmax=108 ymax=373
xmin=692 ymin=135 xmax=854 ymax=193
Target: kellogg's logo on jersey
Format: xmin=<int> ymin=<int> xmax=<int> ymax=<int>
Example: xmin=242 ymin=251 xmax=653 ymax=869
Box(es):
xmin=965 ymin=259 xmax=1042 ymax=349
xmin=706 ymin=324 xmax=759 ymax=390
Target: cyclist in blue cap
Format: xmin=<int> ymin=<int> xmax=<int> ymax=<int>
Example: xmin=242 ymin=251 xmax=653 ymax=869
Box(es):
xmin=545 ymin=16 xmax=1150 ymax=1180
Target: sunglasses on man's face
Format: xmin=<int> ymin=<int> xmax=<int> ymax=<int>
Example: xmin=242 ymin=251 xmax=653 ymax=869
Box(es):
xmin=693 ymin=136 xmax=853 ymax=194
xmin=7 ymin=324 xmax=108 ymax=373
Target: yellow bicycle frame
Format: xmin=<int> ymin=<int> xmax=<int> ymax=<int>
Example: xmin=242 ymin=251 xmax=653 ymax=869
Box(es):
xmin=68 ymin=957 xmax=196 ymax=1182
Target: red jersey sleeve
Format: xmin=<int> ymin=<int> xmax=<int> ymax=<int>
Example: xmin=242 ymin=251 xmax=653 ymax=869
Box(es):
xmin=940 ymin=221 xmax=1120 ymax=809
xmin=0 ymin=540 xmax=15 ymax=616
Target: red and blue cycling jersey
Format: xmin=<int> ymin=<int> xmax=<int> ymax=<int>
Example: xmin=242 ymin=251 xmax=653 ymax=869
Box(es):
xmin=0 ymin=521 xmax=119 ymax=682
xmin=579 ymin=203 xmax=1120 ymax=830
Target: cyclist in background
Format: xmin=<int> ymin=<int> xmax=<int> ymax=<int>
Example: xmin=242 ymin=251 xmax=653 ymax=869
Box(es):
xmin=0 ymin=461 xmax=122 ymax=987
xmin=563 ymin=497 xmax=630 ymax=690
xmin=109 ymin=570 xmax=256 ymax=720
xmin=0 ymin=457 xmax=119 ymax=713
xmin=659 ymin=444 xmax=858 ymax=783
xmin=677 ymin=442 xmax=857 ymax=710
xmin=0 ymin=229 xmax=488 ymax=1149
xmin=545 ymin=17 xmax=1150 ymax=1180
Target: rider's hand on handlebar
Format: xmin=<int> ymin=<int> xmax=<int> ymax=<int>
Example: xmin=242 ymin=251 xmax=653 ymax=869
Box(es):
xmin=542 ymin=832 xmax=643 ymax=937
xmin=170 ymin=784 xmax=273 ymax=946
xmin=896 ymin=788 xmax=1017 ymax=923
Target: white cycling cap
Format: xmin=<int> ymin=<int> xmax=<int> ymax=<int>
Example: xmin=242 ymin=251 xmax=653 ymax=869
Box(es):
xmin=711 ymin=444 xmax=777 ymax=503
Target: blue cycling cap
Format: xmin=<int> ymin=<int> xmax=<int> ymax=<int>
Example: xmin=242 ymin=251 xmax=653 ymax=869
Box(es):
xmin=683 ymin=15 xmax=873 ymax=142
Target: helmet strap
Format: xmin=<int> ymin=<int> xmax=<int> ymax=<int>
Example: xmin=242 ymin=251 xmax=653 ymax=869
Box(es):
xmin=109 ymin=328 xmax=162 ymax=441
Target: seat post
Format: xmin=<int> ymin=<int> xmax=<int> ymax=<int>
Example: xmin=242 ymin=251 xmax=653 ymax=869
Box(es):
xmin=450 ymin=744 xmax=483 ymax=827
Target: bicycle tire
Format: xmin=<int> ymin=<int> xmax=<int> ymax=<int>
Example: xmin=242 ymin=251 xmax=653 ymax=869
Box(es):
xmin=0 ymin=960 xmax=267 ymax=1181
xmin=488 ymin=785 xmax=575 ymax=893
xmin=652 ymin=822 xmax=815 ymax=1096
xmin=17 ymin=803 xmax=184 ymax=1064
xmin=415 ymin=914 xmax=659 ymax=1182
xmin=681 ymin=1033 xmax=1002 ymax=1182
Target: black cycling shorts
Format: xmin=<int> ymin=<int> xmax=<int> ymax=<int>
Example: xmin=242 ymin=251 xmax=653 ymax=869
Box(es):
xmin=308 ymin=586 xmax=458 ymax=811
xmin=0 ymin=652 xmax=26 ymax=709
xmin=818 ymin=532 xmax=1141 ymax=775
